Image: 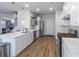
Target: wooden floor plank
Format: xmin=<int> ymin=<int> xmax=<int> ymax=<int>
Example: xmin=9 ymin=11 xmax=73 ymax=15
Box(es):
xmin=17 ymin=36 xmax=59 ymax=57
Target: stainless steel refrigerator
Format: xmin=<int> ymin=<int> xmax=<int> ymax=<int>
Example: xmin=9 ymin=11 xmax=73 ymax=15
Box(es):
xmin=39 ymin=20 xmax=44 ymax=36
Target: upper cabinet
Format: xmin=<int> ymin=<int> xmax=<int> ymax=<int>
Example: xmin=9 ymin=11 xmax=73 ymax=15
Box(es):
xmin=17 ymin=10 xmax=31 ymax=30
xmin=63 ymin=2 xmax=79 ymax=26
xmin=63 ymin=3 xmax=70 ymax=15
xmin=70 ymin=3 xmax=79 ymax=26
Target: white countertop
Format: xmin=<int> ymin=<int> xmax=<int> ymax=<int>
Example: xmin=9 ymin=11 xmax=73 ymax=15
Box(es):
xmin=29 ymin=28 xmax=39 ymax=32
xmin=0 ymin=32 xmax=28 ymax=40
xmin=0 ymin=28 xmax=39 ymax=42
xmin=62 ymin=37 xmax=79 ymax=53
xmin=0 ymin=27 xmax=39 ymax=40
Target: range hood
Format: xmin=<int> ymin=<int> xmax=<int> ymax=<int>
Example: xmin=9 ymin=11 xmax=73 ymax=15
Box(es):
xmin=62 ymin=14 xmax=70 ymax=20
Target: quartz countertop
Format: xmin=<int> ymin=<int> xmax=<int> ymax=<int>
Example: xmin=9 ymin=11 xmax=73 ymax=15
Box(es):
xmin=0 ymin=27 xmax=39 ymax=39
xmin=0 ymin=28 xmax=38 ymax=42
xmin=0 ymin=32 xmax=28 ymax=39
xmin=29 ymin=28 xmax=39 ymax=32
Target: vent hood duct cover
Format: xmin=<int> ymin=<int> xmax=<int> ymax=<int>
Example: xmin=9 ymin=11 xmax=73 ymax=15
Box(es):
xmin=62 ymin=14 xmax=70 ymax=20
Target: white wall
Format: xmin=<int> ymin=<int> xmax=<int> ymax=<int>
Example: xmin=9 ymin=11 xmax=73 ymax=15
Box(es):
xmin=41 ymin=14 xmax=55 ymax=35
xmin=55 ymin=10 xmax=69 ymax=39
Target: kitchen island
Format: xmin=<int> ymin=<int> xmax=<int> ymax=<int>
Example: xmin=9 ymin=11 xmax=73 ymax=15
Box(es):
xmin=62 ymin=37 xmax=79 ymax=57
xmin=0 ymin=31 xmax=33 ymax=57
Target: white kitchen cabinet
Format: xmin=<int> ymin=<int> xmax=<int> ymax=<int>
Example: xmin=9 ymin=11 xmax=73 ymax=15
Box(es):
xmin=15 ymin=32 xmax=33 ymax=56
xmin=63 ymin=2 xmax=79 ymax=26
xmin=0 ymin=32 xmax=33 ymax=57
xmin=62 ymin=37 xmax=79 ymax=57
xmin=62 ymin=40 xmax=71 ymax=57
xmin=70 ymin=3 xmax=78 ymax=26
xmin=63 ymin=3 xmax=72 ymax=26
xmin=70 ymin=9 xmax=77 ymax=26
xmin=63 ymin=3 xmax=70 ymax=16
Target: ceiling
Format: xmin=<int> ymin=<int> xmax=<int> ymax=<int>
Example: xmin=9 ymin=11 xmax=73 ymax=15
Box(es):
xmin=0 ymin=2 xmax=64 ymax=15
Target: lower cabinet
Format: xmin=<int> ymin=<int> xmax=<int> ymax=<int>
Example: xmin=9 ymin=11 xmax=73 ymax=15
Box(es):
xmin=15 ymin=32 xmax=33 ymax=56
xmin=62 ymin=40 xmax=71 ymax=57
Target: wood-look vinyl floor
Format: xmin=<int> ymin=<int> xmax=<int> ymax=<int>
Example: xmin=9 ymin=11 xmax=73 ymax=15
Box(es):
xmin=17 ymin=36 xmax=59 ymax=57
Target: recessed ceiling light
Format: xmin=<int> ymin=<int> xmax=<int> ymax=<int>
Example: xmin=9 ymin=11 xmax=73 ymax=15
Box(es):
xmin=71 ymin=5 xmax=75 ymax=10
xmin=11 ymin=19 xmax=15 ymax=23
xmin=49 ymin=7 xmax=53 ymax=11
xmin=49 ymin=2 xmax=53 ymax=5
xmin=21 ymin=21 xmax=24 ymax=24
xmin=36 ymin=8 xmax=40 ymax=11
xmin=25 ymin=4 xmax=29 ymax=7
xmin=64 ymin=7 xmax=68 ymax=10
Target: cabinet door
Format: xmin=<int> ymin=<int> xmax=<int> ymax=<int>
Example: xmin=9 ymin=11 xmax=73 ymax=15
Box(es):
xmin=63 ymin=2 xmax=79 ymax=26
xmin=70 ymin=3 xmax=79 ymax=26
xmin=62 ymin=41 xmax=71 ymax=57
xmin=70 ymin=9 xmax=77 ymax=26
xmin=15 ymin=36 xmax=22 ymax=55
xmin=63 ymin=3 xmax=71 ymax=16
xmin=76 ymin=4 xmax=79 ymax=26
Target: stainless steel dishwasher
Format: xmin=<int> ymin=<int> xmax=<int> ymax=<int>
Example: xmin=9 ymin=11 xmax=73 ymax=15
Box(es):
xmin=0 ymin=42 xmax=10 ymax=57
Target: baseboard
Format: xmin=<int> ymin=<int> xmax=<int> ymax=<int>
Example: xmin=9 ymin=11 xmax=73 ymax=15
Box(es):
xmin=43 ymin=35 xmax=55 ymax=37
